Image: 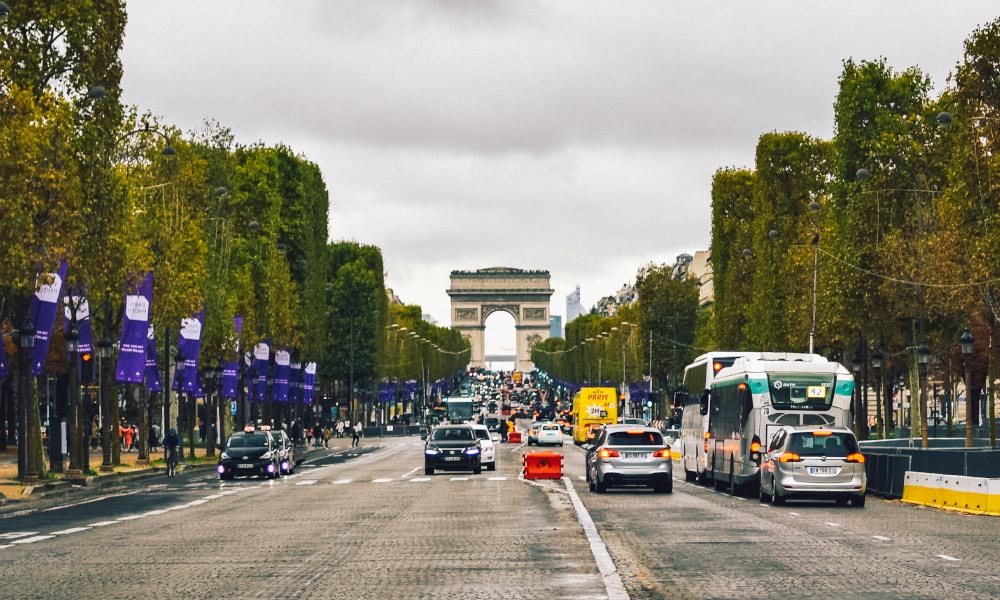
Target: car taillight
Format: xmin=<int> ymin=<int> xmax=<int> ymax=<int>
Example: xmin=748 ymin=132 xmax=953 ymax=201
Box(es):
xmin=652 ymin=447 xmax=671 ymax=458
xmin=750 ymin=440 xmax=761 ymax=453
xmin=598 ymin=448 xmax=620 ymax=459
xmin=846 ymin=453 xmax=865 ymax=464
xmin=779 ymin=452 xmax=801 ymax=463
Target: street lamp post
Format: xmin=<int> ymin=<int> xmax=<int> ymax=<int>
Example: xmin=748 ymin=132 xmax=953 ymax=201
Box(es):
xmin=917 ymin=340 xmax=930 ymax=449
xmin=16 ymin=317 xmax=38 ymax=484
xmin=871 ymin=347 xmax=885 ymax=439
xmin=850 ymin=354 xmax=863 ymax=438
xmin=97 ymin=333 xmax=114 ymax=473
xmin=960 ymin=328 xmax=974 ymax=448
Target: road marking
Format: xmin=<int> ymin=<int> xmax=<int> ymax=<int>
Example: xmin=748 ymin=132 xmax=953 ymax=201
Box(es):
xmin=187 ymin=499 xmax=209 ymax=506
xmin=400 ymin=466 xmax=421 ymax=478
xmin=218 ymin=490 xmax=238 ymax=495
xmin=143 ymin=510 xmax=168 ymax=516
xmin=872 ymin=535 xmax=891 ymax=541
xmin=296 ymin=480 xmax=318 ymax=486
xmin=450 ymin=477 xmax=469 ymax=481
xmin=578 ymin=476 xmax=586 ymax=480
xmin=0 ymin=545 xmax=11 ymax=549
xmin=563 ymin=478 xmax=630 ymax=600
xmin=0 ymin=532 xmax=37 ymax=540
xmin=372 ymin=478 xmax=393 ymax=483
xmin=410 ymin=477 xmax=430 ymax=482
xmin=825 ymin=522 xmax=842 ymax=528
xmin=10 ymin=535 xmax=55 ymax=544
xmin=116 ymin=514 xmax=145 ymax=521
xmin=203 ymin=494 xmax=224 ymax=500
xmin=788 ymin=512 xmax=800 ymax=516
xmin=163 ymin=505 xmax=188 ymax=511
xmin=88 ymin=521 xmax=119 ymax=527
xmin=937 ymin=555 xmax=961 ymax=561
xmin=51 ymin=527 xmax=92 ymax=535
xmin=332 ymin=479 xmax=352 ymax=485
xmin=488 ymin=476 xmax=507 ymax=481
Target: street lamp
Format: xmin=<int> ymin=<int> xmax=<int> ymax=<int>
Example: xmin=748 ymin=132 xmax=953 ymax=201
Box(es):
xmin=0 ymin=2 xmax=9 ymax=22
xmin=871 ymin=347 xmax=885 ymax=438
xmin=97 ymin=332 xmax=114 ymax=472
xmin=960 ymin=328 xmax=974 ymax=448
xmin=64 ymin=325 xmax=82 ymax=476
xmin=917 ymin=340 xmax=931 ymax=449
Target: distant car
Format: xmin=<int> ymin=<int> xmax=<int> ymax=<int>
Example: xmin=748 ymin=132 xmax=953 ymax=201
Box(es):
xmin=264 ymin=427 xmax=295 ymax=475
xmin=759 ymin=426 xmax=866 ymax=507
xmin=585 ymin=425 xmax=672 ymax=494
xmin=471 ymin=424 xmax=497 ymax=471
xmin=217 ymin=426 xmax=281 ymax=480
xmin=535 ymin=422 xmax=564 ymax=447
xmin=484 ymin=417 xmax=501 ymax=432
xmin=526 ymin=421 xmax=545 ymax=446
xmin=619 ymin=417 xmax=648 ymax=427
xmin=423 ymin=425 xmax=482 ymax=475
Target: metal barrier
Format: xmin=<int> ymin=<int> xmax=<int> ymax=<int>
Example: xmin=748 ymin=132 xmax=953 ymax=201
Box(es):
xmin=862 ymin=447 xmax=1000 ymax=499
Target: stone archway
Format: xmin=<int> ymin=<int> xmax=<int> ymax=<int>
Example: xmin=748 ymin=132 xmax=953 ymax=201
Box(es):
xmin=448 ymin=268 xmax=553 ymax=372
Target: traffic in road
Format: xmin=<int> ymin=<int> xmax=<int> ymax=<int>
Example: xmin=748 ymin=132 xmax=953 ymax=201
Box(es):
xmin=2 ymin=424 xmax=997 ymax=599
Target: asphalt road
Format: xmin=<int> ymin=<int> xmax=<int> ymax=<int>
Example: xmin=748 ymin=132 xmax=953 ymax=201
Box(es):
xmin=1 ymin=434 xmax=998 ymax=599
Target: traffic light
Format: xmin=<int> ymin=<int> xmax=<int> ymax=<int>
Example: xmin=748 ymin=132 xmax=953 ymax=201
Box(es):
xmin=81 ymin=351 xmax=94 ymax=382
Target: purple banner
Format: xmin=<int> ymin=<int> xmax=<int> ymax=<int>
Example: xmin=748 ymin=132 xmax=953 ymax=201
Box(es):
xmin=116 ymin=272 xmax=153 ymax=383
xmin=145 ymin=326 xmax=162 ymax=392
xmin=253 ymin=341 xmax=269 ymax=401
xmin=303 ymin=362 xmax=316 ymax=405
xmin=29 ymin=259 xmax=68 ymax=375
xmin=63 ymin=288 xmax=95 ymax=383
xmin=178 ymin=308 xmax=204 ymax=393
xmin=272 ymin=349 xmax=290 ymax=402
xmin=221 ymin=316 xmax=242 ymax=399
xmin=289 ymin=362 xmax=302 ymax=403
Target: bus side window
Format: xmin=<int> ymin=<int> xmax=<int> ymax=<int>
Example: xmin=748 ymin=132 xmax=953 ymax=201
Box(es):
xmin=740 ymin=387 xmax=753 ymax=426
xmin=699 ymin=391 xmax=710 ymax=416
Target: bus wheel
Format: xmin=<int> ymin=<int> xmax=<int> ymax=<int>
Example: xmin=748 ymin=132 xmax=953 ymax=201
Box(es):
xmin=684 ymin=468 xmax=696 ymax=482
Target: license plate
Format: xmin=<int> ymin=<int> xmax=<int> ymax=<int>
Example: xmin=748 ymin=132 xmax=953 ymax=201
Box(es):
xmin=238 ymin=463 xmax=254 ymax=469
xmin=808 ymin=466 xmax=837 ymax=475
xmin=444 ymin=457 xmax=461 ymax=462
xmin=623 ymin=452 xmax=648 ymax=459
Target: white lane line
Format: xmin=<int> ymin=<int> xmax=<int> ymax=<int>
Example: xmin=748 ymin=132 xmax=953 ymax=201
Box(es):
xmin=0 ymin=544 xmax=12 ymax=549
xmin=563 ymin=478 xmax=630 ymax=600
xmin=0 ymin=532 xmax=38 ymax=540
xmin=116 ymin=514 xmax=145 ymax=521
xmin=450 ymin=477 xmax=469 ymax=482
xmin=296 ymin=480 xmax=318 ymax=486
xmin=372 ymin=478 xmax=393 ymax=483
xmin=937 ymin=555 xmax=961 ymax=561
xmin=409 ymin=477 xmax=430 ymax=482
xmin=400 ymin=466 xmax=421 ymax=478
xmin=488 ymin=476 xmax=507 ymax=481
xmin=203 ymin=494 xmax=224 ymax=500
xmin=872 ymin=535 xmax=891 ymax=541
xmin=163 ymin=505 xmax=188 ymax=511
xmin=186 ymin=499 xmax=208 ymax=506
xmin=332 ymin=479 xmax=352 ymax=485
xmin=578 ymin=476 xmax=586 ymax=480
xmin=51 ymin=527 xmax=92 ymax=535
xmin=825 ymin=522 xmax=842 ymax=528
xmin=143 ymin=510 xmax=168 ymax=516
xmin=10 ymin=535 xmax=55 ymax=544
xmin=218 ymin=490 xmax=238 ymax=495
xmin=788 ymin=512 xmax=800 ymax=516
xmin=88 ymin=521 xmax=119 ymax=527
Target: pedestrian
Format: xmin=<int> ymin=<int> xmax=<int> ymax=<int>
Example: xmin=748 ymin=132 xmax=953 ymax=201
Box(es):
xmin=351 ymin=421 xmax=362 ymax=447
xmin=322 ymin=426 xmax=331 ymax=448
xmin=499 ymin=418 xmax=509 ymax=443
xmin=151 ymin=422 xmax=161 ymax=451
xmin=131 ymin=424 xmax=139 ymax=453
xmin=91 ymin=418 xmax=100 ymax=450
xmin=122 ymin=423 xmax=134 ymax=453
xmin=119 ymin=419 xmax=128 ymax=451
xmin=313 ymin=422 xmax=322 ymax=447
xmin=336 ymin=421 xmax=344 ymax=438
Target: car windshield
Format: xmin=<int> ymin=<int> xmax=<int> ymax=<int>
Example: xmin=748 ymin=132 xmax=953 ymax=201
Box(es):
xmin=227 ymin=434 xmax=269 ymax=448
xmin=474 ymin=429 xmax=490 ymax=440
xmin=432 ymin=428 xmax=474 ymax=441
xmin=768 ymin=373 xmax=835 ymax=410
xmin=607 ymin=431 xmax=663 ymax=446
xmin=787 ymin=432 xmax=858 ymax=457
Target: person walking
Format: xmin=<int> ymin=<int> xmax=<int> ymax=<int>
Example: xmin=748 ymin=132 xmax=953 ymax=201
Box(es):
xmin=336 ymin=421 xmax=344 ymax=439
xmin=351 ymin=421 xmax=362 ymax=447
xmin=498 ymin=418 xmax=509 ymax=443
xmin=151 ymin=422 xmax=161 ymax=452
xmin=322 ymin=426 xmax=331 ymax=448
xmin=162 ymin=428 xmax=181 ymax=477
xmin=121 ymin=422 xmax=134 ymax=453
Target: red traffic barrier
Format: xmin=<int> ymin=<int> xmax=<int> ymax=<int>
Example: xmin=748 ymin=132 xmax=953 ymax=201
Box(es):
xmin=508 ymin=430 xmax=522 ymax=444
xmin=523 ymin=450 xmax=563 ymax=480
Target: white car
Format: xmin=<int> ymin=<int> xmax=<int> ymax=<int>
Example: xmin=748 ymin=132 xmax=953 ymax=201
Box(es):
xmin=534 ymin=421 xmax=564 ymax=447
xmin=471 ymin=424 xmax=498 ymax=471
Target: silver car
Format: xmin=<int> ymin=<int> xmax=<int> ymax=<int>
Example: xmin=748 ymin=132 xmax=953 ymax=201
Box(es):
xmin=759 ymin=426 xmax=866 ymax=507
xmin=585 ymin=425 xmax=673 ymax=493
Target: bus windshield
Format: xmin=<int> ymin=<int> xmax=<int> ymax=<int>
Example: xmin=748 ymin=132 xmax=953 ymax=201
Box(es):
xmin=767 ymin=373 xmax=835 ymax=410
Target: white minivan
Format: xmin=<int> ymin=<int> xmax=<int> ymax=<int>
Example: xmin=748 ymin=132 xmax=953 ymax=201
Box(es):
xmin=471 ymin=424 xmax=498 ymax=471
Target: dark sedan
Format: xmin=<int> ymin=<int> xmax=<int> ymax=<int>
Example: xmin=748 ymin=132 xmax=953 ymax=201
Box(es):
xmin=423 ymin=425 xmax=482 ymax=475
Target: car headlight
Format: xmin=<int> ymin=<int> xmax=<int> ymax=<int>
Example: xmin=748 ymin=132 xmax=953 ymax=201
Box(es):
xmin=464 ymin=447 xmax=481 ymax=455
xmin=424 ymin=448 xmax=441 ymax=456
xmin=221 ymin=452 xmax=230 ymax=460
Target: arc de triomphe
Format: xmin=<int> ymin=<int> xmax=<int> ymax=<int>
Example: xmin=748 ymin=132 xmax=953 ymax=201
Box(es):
xmin=447 ymin=268 xmax=553 ymax=372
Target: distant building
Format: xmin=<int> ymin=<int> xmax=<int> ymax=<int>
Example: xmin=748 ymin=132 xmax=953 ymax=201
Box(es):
xmin=549 ymin=315 xmax=562 ymax=338
xmin=672 ymin=251 xmax=713 ymax=307
xmin=566 ymin=285 xmax=584 ymax=323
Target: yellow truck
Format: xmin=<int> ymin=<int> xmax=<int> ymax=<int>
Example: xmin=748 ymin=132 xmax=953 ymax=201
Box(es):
xmin=571 ymin=387 xmax=619 ymax=445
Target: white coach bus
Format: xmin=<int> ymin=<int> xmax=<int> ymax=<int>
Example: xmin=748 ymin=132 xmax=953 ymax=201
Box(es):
xmin=704 ymin=354 xmax=854 ymax=494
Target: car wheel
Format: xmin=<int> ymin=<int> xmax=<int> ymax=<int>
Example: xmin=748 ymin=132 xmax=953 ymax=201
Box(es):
xmin=473 ymin=466 xmax=482 ymax=475
xmin=759 ymin=483 xmax=771 ymax=503
xmin=220 ymin=474 xmax=234 ymax=481
xmin=771 ymin=480 xmax=785 ymax=506
xmin=655 ymin=480 xmax=673 ymax=494
xmin=486 ymin=461 xmax=496 ymax=471
xmin=595 ymin=477 xmax=607 ymax=494
xmin=425 ymin=466 xmax=434 ymax=476
xmin=851 ymin=494 xmax=866 ymax=508
xmin=589 ymin=478 xmax=596 ymax=492
xmin=684 ymin=468 xmax=696 ymax=482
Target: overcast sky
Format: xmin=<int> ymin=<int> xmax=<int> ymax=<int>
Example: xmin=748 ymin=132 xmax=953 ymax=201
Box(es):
xmin=121 ymin=1 xmax=998 ymax=356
